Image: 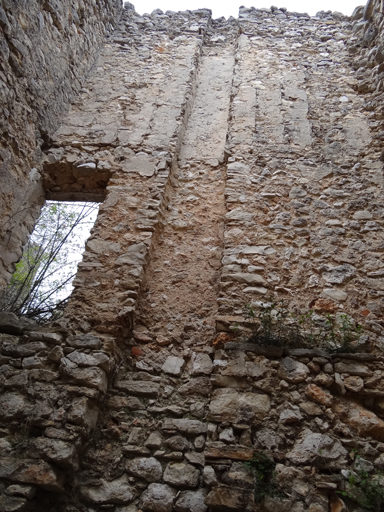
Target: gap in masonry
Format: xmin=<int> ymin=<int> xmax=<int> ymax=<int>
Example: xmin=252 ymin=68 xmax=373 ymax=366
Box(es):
xmin=0 ymin=201 xmax=99 ymax=323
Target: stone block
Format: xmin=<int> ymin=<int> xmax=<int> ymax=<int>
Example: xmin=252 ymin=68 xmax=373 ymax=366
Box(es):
xmin=67 ymin=396 xmax=99 ymax=430
xmin=204 ymin=486 xmax=256 ymax=511
xmin=114 ymin=380 xmax=160 ymax=396
xmin=27 ymin=437 xmax=78 ymax=469
xmin=163 ymin=461 xmax=200 ymax=488
xmin=0 ymin=392 xmax=32 ymax=421
xmin=126 ymin=457 xmax=163 ymax=482
xmin=66 ymin=334 xmax=102 ymax=349
xmin=178 ymin=377 xmax=212 ymax=396
xmin=60 ymin=364 xmax=107 ymax=392
xmin=287 ymin=431 xmax=348 ymax=468
xmin=0 ymin=312 xmax=23 ymax=335
xmin=174 ymin=490 xmax=208 ymax=512
xmin=204 ymin=443 xmax=253 ymax=461
xmin=80 ymin=475 xmax=136 ymax=504
xmin=140 ymin=483 xmax=177 ymax=512
xmin=0 ymin=458 xmax=64 ymax=492
xmin=162 ymin=355 xmax=185 ymax=376
xmin=207 ymin=388 xmax=270 ymax=423
xmin=162 ymin=418 xmax=207 ymax=435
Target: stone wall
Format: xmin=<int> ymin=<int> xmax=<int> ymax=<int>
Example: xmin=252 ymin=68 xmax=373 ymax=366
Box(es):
xmin=0 ymin=0 xmax=122 ymax=288
xmin=2 ymin=1 xmax=384 ymax=512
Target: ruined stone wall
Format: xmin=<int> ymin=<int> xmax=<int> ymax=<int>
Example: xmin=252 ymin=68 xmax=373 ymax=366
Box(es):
xmin=0 ymin=0 xmax=122 ymax=287
xmin=3 ymin=2 xmax=384 ymax=512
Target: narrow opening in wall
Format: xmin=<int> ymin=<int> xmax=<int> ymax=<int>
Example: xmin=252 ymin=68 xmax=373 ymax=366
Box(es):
xmin=0 ymin=201 xmax=99 ymax=324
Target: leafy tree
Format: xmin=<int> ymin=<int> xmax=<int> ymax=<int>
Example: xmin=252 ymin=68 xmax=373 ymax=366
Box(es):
xmin=0 ymin=201 xmax=98 ymax=323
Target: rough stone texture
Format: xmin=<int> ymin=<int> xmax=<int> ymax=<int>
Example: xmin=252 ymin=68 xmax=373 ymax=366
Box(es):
xmin=80 ymin=475 xmax=135 ymax=504
xmin=163 ymin=462 xmax=200 ymax=489
xmin=140 ymin=483 xmax=177 ymax=512
xmin=0 ymin=0 xmax=122 ymax=286
xmin=287 ymin=431 xmax=348 ymax=468
xmin=208 ymin=388 xmax=271 ymax=423
xmin=205 ymin=486 xmax=256 ymax=511
xmin=175 ymin=490 xmax=208 ymax=512
xmin=126 ymin=457 xmax=163 ymax=482
xmin=3 ymin=2 xmax=384 ymax=511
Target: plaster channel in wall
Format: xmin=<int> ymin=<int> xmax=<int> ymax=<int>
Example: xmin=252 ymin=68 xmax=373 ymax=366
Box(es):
xmin=135 ymin=44 xmax=236 ymax=345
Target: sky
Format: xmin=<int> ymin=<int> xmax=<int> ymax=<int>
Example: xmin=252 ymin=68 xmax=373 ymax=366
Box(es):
xmin=134 ymin=0 xmax=359 ymax=18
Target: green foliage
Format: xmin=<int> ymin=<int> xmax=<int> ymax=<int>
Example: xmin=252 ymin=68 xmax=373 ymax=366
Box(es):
xmin=241 ymin=297 xmax=363 ymax=353
xmin=338 ymin=467 xmax=384 ymax=511
xmin=244 ymin=451 xmax=284 ymax=502
xmin=0 ymin=201 xmax=98 ymax=323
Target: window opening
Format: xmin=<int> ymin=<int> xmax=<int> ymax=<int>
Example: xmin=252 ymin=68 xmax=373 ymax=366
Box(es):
xmin=0 ymin=201 xmax=99 ymax=324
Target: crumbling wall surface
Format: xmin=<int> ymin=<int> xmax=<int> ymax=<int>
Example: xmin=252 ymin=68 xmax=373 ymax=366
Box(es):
xmin=3 ymin=2 xmax=384 ymax=512
xmin=0 ymin=0 xmax=122 ymax=288
xmin=0 ymin=5 xmax=215 ymax=510
xmin=348 ymin=0 xmax=384 ymax=146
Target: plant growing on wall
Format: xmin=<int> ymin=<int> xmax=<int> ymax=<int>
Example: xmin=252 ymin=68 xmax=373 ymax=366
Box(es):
xmin=244 ymin=451 xmax=284 ymax=502
xmin=0 ymin=201 xmax=98 ymax=323
xmin=339 ymin=462 xmax=384 ymax=511
xmin=241 ymin=298 xmax=363 ymax=353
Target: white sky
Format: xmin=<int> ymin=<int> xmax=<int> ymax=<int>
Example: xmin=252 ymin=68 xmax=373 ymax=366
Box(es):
xmin=135 ymin=0 xmax=360 ymax=18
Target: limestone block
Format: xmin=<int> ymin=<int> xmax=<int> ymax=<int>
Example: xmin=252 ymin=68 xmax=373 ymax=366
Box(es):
xmin=66 ymin=334 xmax=102 ymax=349
xmin=221 ymin=462 xmax=254 ymax=489
xmin=221 ymin=273 xmax=267 ymax=286
xmin=66 ymin=350 xmax=110 ymax=370
xmin=204 ymin=486 xmax=255 ymax=512
xmin=333 ymin=398 xmax=384 ymax=441
xmin=2 ymin=342 xmax=47 ymax=358
xmin=178 ymin=377 xmax=212 ymax=396
xmin=343 ymin=376 xmax=364 ymax=392
xmin=334 ymin=361 xmax=371 ymax=377
xmin=0 ymin=495 xmax=28 ymax=512
xmin=323 ymin=289 xmax=348 ymax=302
xmin=322 ymin=264 xmax=356 ymax=284
xmin=60 ymin=364 xmax=107 ymax=392
xmin=163 ymin=461 xmax=200 ymax=488
xmin=4 ymin=484 xmax=36 ymax=499
xmin=278 ymin=357 xmax=310 ymax=383
xmin=185 ymin=451 xmax=205 ymax=467
xmin=107 ymin=395 xmax=144 ymax=410
xmin=140 ymin=483 xmax=177 ymax=512
xmin=162 ymin=418 xmax=207 ymax=435
xmin=27 ymin=437 xmax=78 ymax=469
xmin=0 ymin=312 xmax=23 ymax=335
xmin=27 ymin=332 xmax=62 ymax=345
xmin=279 ymin=403 xmax=303 ymax=424
xmin=287 ymin=431 xmax=348 ymax=468
xmin=204 ymin=443 xmax=253 ymax=461
xmin=165 ymin=435 xmax=190 ymax=451
xmin=203 ymin=466 xmax=218 ymax=487
xmin=67 ymin=396 xmax=99 ymax=430
xmin=0 ymin=392 xmax=32 ymax=421
xmin=80 ymin=475 xmax=136 ymax=504
xmin=174 ymin=490 xmax=208 ymax=512
xmin=0 ymin=458 xmax=64 ymax=492
xmin=114 ymin=380 xmax=160 ymax=397
xmin=191 ymin=352 xmax=213 ymax=375
xmin=208 ymin=388 xmax=270 ymax=423
xmin=115 ymin=242 xmax=148 ymax=266
xmin=126 ymin=457 xmax=163 ymax=482
xmin=162 ymin=355 xmax=185 ymax=376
